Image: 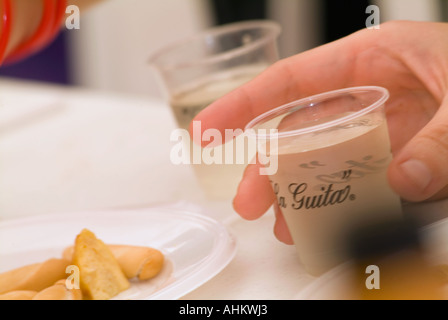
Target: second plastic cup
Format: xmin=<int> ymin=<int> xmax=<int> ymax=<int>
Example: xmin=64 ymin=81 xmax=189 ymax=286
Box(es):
xmin=149 ymin=20 xmax=281 ymax=200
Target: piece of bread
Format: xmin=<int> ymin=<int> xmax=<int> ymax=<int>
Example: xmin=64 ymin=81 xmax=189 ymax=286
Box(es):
xmin=0 ymin=258 xmax=70 ymax=294
xmin=32 ymin=280 xmax=83 ymax=300
xmin=73 ymin=229 xmax=130 ymax=300
xmin=109 ymin=245 xmax=164 ymax=280
xmin=63 ymin=244 xmax=164 ymax=280
xmin=0 ymin=290 xmax=37 ymax=300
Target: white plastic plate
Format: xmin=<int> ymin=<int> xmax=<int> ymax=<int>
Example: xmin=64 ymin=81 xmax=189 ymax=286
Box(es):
xmin=0 ymin=206 xmax=237 ymax=300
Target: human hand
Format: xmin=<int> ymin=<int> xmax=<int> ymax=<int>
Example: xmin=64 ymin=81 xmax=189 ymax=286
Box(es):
xmin=192 ymin=21 xmax=448 ymax=244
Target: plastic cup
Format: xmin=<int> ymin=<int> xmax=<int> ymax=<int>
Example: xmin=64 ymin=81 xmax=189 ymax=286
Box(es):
xmin=245 ymin=86 xmax=403 ymax=276
xmin=149 ymin=20 xmax=281 ymax=200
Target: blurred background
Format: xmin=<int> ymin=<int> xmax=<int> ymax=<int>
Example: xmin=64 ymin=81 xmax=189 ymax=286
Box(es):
xmin=1 ymin=0 xmax=448 ymax=300
xmin=0 ymin=0 xmax=446 ymax=99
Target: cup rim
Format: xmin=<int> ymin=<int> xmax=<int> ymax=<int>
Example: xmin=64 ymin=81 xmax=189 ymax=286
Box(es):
xmin=148 ymin=20 xmax=281 ymax=71
xmin=244 ymin=86 xmax=390 ymax=139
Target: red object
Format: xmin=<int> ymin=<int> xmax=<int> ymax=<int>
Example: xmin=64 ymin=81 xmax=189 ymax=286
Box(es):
xmin=50 ymin=0 xmax=67 ymax=40
xmin=4 ymin=0 xmax=67 ymax=64
xmin=0 ymin=0 xmax=12 ymax=65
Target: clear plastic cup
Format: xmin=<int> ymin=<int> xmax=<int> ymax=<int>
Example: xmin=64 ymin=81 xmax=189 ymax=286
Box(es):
xmin=149 ymin=20 xmax=281 ymax=201
xmin=245 ymin=86 xmax=403 ymax=276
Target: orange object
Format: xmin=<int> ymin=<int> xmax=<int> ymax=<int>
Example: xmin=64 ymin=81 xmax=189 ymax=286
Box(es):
xmin=4 ymin=0 xmax=66 ymax=64
xmin=0 ymin=0 xmax=12 ymax=65
xmin=348 ymin=218 xmax=445 ymax=300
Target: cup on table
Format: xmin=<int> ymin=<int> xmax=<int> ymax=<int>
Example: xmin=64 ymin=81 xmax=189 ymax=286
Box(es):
xmin=245 ymin=86 xmax=403 ymax=276
xmin=149 ymin=20 xmax=281 ymax=201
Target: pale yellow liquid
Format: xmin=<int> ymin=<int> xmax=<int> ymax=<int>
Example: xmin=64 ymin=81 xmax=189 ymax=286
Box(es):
xmin=170 ymin=65 xmax=267 ymax=199
xmin=269 ymin=114 xmax=403 ymax=275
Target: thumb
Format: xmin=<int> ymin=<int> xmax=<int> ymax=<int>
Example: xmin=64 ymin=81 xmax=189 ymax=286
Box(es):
xmin=388 ymin=98 xmax=448 ymax=202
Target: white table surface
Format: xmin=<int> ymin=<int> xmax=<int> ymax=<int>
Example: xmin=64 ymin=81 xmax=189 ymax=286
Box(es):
xmin=2 ymin=78 xmax=448 ymax=300
xmin=0 ymin=78 xmax=317 ymax=300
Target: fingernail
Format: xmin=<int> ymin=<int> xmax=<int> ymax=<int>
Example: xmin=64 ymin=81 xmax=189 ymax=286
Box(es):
xmin=400 ymin=159 xmax=432 ymax=191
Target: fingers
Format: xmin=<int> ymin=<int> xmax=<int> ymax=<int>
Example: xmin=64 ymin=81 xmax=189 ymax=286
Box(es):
xmin=192 ymin=38 xmax=352 ymax=146
xmin=388 ymin=95 xmax=448 ymax=202
xmin=273 ymin=204 xmax=294 ymax=245
xmin=233 ymin=162 xmax=294 ymax=245
xmin=233 ymin=162 xmax=276 ymax=220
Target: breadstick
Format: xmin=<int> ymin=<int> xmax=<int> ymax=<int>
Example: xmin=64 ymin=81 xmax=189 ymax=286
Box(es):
xmin=0 ymin=290 xmax=37 ymax=300
xmin=63 ymin=244 xmax=164 ymax=280
xmin=0 ymin=258 xmax=70 ymax=294
xmin=109 ymin=245 xmax=164 ymax=280
xmin=32 ymin=280 xmax=83 ymax=300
